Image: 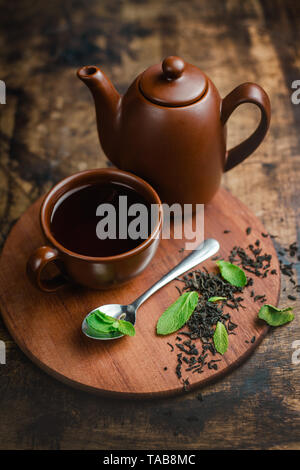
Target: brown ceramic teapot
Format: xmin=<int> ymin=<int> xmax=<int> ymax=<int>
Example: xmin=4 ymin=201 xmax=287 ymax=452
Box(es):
xmin=77 ymin=56 xmax=271 ymax=205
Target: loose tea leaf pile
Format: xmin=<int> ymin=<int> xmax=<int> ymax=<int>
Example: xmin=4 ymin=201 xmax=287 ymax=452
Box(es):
xmin=166 ymin=266 xmax=244 ymax=386
xmin=228 ymin=243 xmax=273 ymax=278
xmin=164 ymin=232 xmax=296 ymax=391
xmin=180 ymin=268 xmax=243 ymax=340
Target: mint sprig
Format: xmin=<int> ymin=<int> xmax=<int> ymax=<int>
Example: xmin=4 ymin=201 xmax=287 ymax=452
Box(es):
xmin=116 ymin=319 xmax=136 ymax=336
xmin=87 ymin=310 xmax=135 ymax=336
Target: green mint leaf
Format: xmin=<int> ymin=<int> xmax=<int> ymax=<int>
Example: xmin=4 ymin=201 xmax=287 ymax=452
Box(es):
xmin=87 ymin=311 xmax=135 ymax=337
xmin=213 ymin=321 xmax=228 ymax=354
xmin=117 ymin=319 xmax=136 ymax=337
xmin=94 ymin=310 xmax=116 ymax=323
xmin=86 ymin=313 xmax=118 ymax=333
xmin=156 ymin=292 xmax=199 ymax=336
xmin=258 ymin=304 xmax=294 ymax=326
xmin=208 ymin=296 xmax=227 ymax=302
xmin=216 ymin=260 xmax=247 ymax=287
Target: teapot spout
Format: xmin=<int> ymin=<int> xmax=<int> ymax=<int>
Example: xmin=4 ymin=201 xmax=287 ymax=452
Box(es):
xmin=77 ymin=66 xmax=121 ymax=165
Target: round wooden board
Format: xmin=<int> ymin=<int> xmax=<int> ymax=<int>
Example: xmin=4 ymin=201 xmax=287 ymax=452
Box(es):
xmin=0 ymin=188 xmax=280 ymax=398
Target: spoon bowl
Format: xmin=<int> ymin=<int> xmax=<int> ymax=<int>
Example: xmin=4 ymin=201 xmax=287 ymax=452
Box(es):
xmin=82 ymin=304 xmax=136 ymax=340
xmin=82 ymin=238 xmax=220 ymax=340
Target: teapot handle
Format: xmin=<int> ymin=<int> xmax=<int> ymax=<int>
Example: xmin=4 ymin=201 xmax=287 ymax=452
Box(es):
xmin=221 ymin=83 xmax=271 ymax=172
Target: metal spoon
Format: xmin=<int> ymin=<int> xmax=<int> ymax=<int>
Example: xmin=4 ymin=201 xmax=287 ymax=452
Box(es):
xmin=82 ymin=238 xmax=220 ymax=340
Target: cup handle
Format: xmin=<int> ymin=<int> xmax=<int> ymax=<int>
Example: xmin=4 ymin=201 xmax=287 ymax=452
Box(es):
xmin=27 ymin=246 xmax=68 ymax=292
xmin=221 ymin=82 xmax=271 ymax=172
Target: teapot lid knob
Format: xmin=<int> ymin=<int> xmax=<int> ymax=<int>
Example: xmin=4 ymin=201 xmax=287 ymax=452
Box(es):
xmin=139 ymin=56 xmax=207 ymax=106
xmin=162 ymin=56 xmax=185 ymax=80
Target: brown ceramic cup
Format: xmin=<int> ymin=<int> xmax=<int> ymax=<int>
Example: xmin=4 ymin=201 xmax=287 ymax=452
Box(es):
xmin=27 ymin=168 xmax=163 ymax=292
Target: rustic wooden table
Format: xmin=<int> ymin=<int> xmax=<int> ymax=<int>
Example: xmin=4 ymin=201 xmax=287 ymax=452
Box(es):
xmin=0 ymin=0 xmax=299 ymax=450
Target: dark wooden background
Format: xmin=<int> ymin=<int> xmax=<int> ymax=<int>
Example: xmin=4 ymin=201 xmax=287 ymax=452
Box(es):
xmin=0 ymin=0 xmax=299 ymax=450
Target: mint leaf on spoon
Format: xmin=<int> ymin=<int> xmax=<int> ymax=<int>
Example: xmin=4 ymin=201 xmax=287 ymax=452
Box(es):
xmin=87 ymin=310 xmax=136 ymax=336
xmin=94 ymin=310 xmax=116 ymax=323
xmin=117 ymin=319 xmax=136 ymax=337
xmin=86 ymin=313 xmax=118 ymax=334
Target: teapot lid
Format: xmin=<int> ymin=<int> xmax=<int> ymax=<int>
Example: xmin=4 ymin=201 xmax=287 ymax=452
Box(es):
xmin=139 ymin=56 xmax=207 ymax=107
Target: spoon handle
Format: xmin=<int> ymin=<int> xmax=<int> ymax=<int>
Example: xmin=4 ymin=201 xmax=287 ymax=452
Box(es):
xmin=133 ymin=238 xmax=220 ymax=309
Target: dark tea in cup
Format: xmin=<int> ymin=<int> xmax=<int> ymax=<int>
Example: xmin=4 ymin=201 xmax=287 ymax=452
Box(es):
xmin=50 ymin=181 xmax=153 ymax=257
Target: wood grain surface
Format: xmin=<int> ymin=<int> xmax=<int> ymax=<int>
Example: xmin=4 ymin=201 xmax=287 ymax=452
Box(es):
xmin=0 ymin=189 xmax=280 ymax=397
xmin=0 ymin=0 xmax=299 ymax=450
